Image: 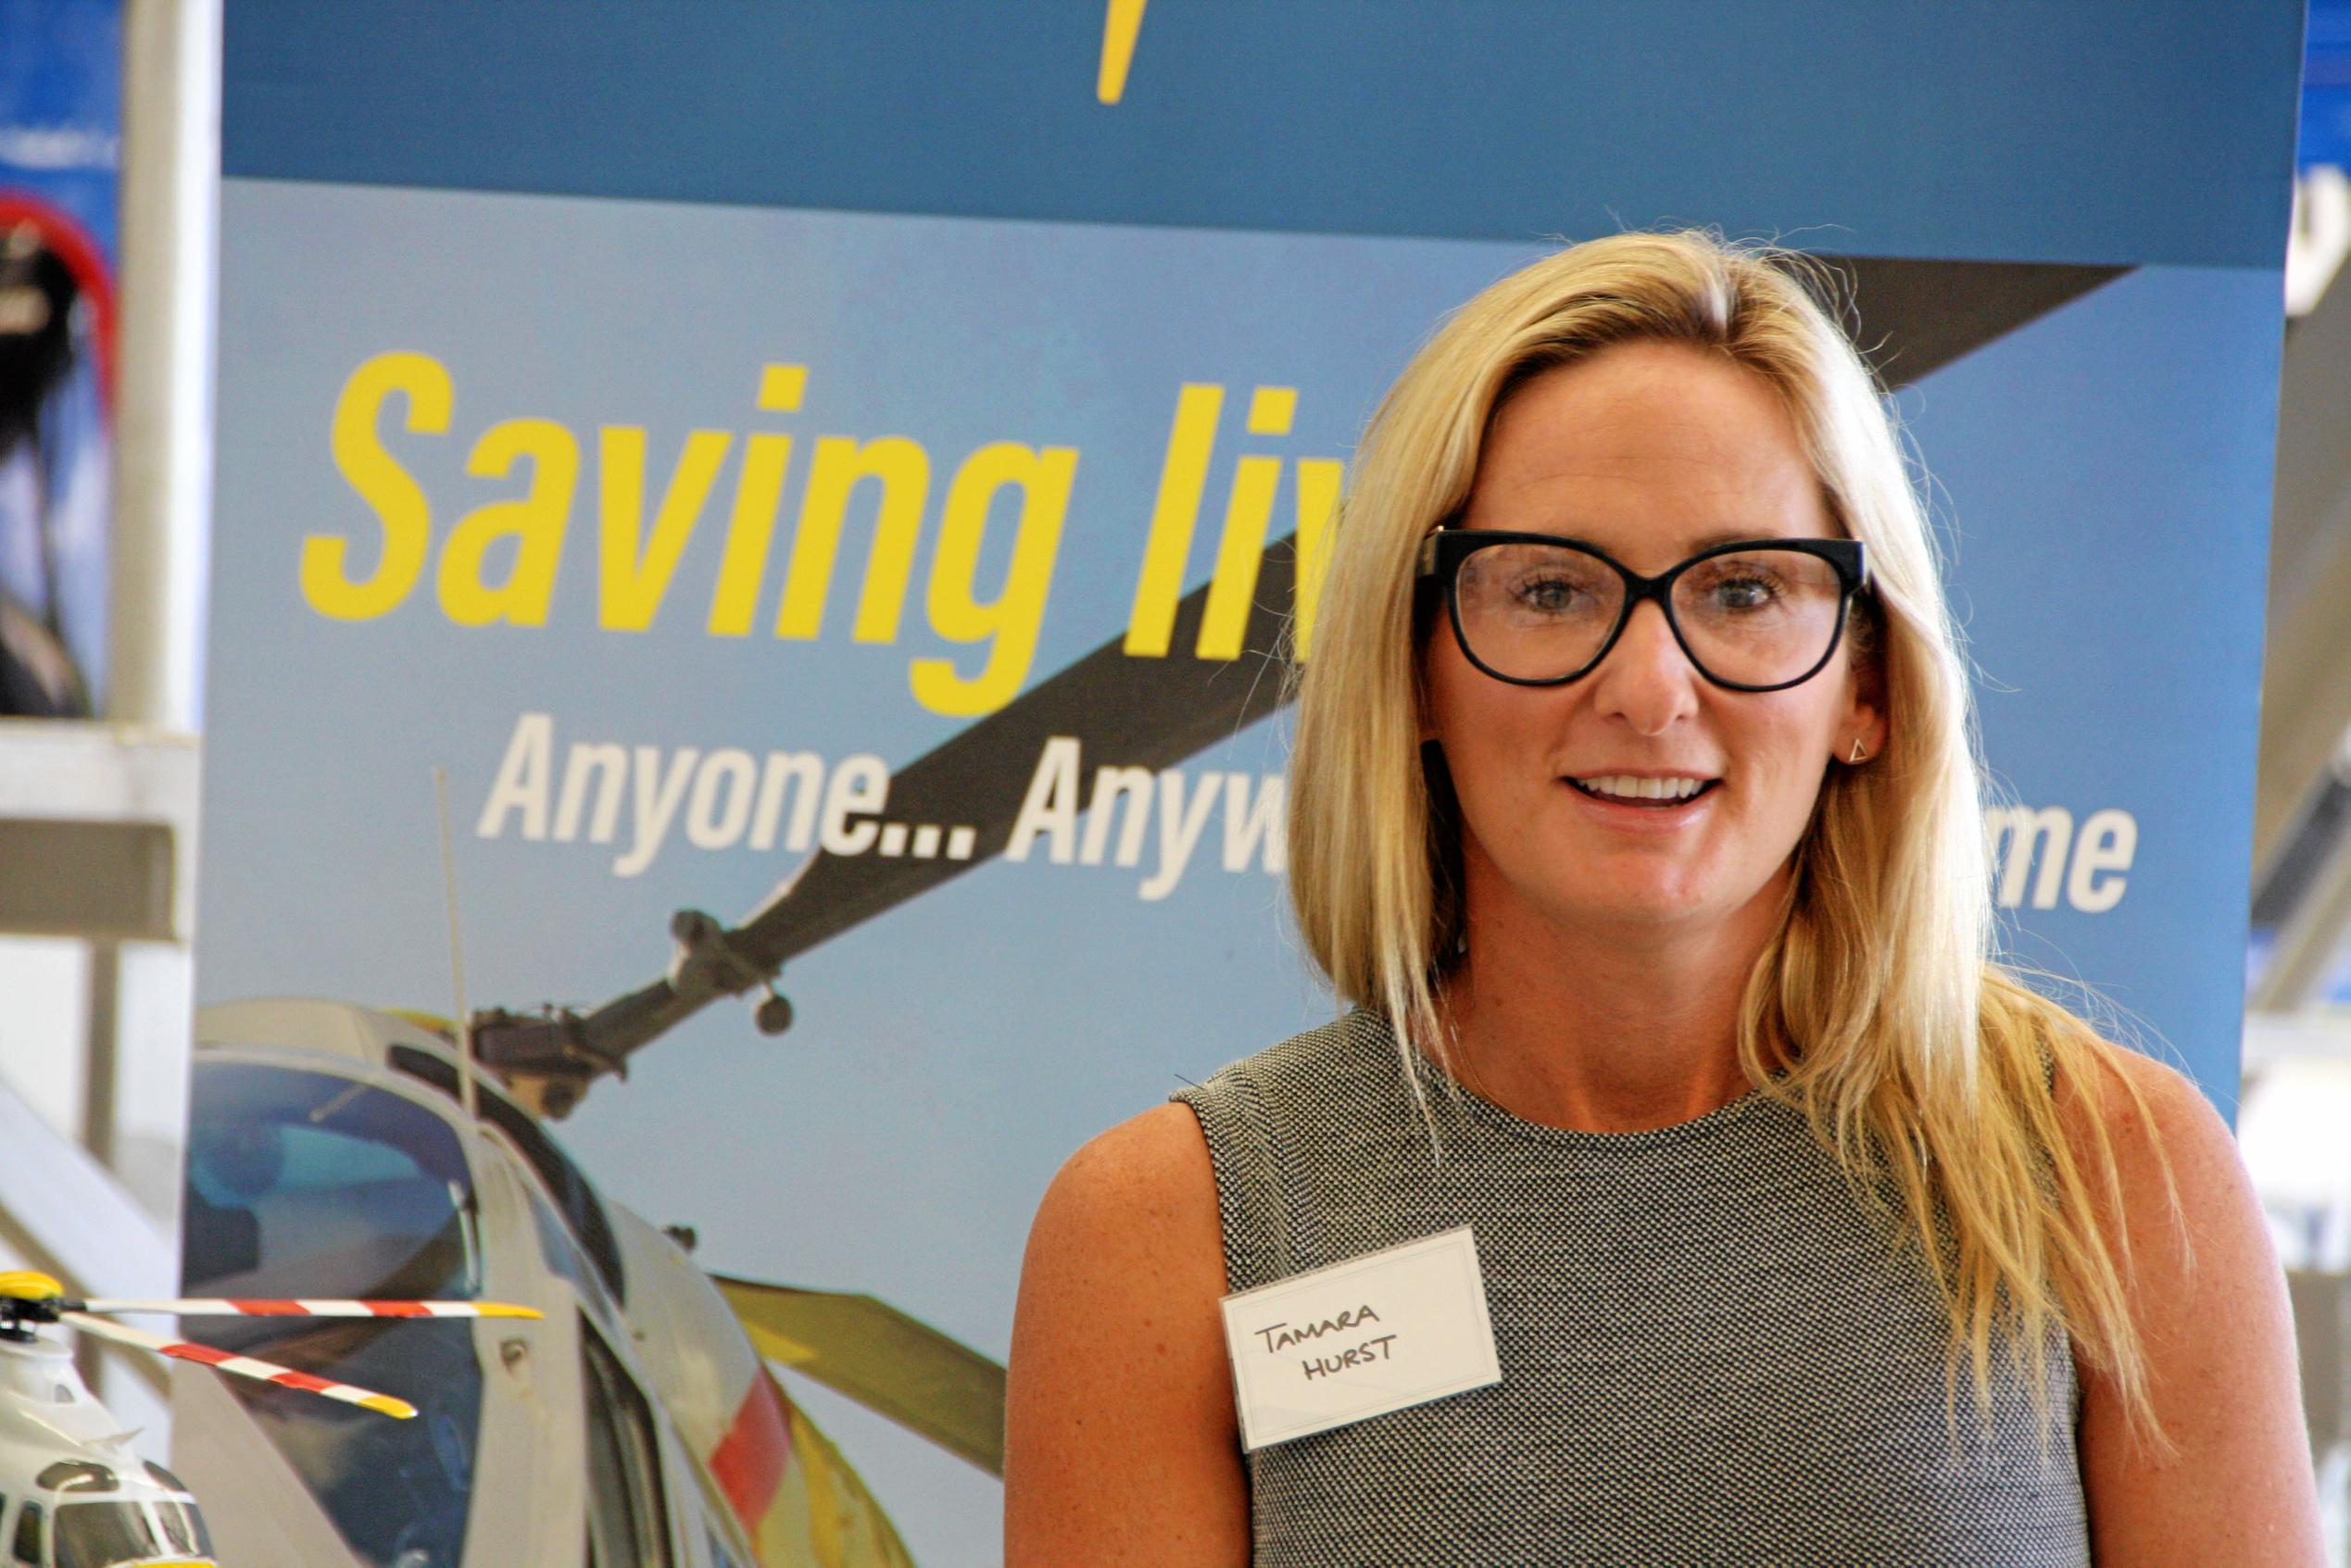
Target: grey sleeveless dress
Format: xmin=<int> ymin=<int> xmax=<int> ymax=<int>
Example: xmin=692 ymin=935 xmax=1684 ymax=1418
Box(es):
xmin=1170 ymin=1010 xmax=2089 ymax=1568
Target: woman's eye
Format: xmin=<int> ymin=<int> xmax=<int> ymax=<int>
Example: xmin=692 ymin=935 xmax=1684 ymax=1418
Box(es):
xmin=1709 ymin=574 xmax=1779 ymax=610
xmin=1514 ymin=576 xmax=1583 ymax=612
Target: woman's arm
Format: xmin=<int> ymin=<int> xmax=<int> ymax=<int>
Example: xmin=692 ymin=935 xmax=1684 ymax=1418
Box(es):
xmin=2072 ymin=1047 xmax=2326 ymax=1566
xmin=1003 ymin=1102 xmax=1250 ymax=1566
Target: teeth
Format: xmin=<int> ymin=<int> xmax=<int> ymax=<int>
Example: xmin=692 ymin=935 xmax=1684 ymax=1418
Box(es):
xmin=1575 ymin=774 xmax=1709 ymax=801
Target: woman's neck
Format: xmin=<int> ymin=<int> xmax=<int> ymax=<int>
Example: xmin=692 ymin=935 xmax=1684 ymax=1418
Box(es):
xmin=1438 ymin=873 xmax=1786 ymax=1134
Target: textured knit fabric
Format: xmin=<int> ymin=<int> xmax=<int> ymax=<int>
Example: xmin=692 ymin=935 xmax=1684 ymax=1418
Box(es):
xmin=1170 ymin=1010 xmax=2089 ymax=1568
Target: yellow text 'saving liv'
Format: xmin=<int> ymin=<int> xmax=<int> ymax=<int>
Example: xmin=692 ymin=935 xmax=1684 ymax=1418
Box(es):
xmin=300 ymin=356 xmax=1344 ymax=717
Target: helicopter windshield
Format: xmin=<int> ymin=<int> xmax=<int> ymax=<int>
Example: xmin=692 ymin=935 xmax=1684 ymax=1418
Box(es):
xmin=181 ymin=1060 xmax=484 ymax=1568
xmin=183 ymin=1060 xmax=477 ymax=1298
xmin=48 ymin=1497 xmax=209 ymax=1568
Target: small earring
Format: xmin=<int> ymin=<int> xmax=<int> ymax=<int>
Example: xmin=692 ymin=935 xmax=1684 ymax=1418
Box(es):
xmin=1848 ymin=737 xmax=1867 ymax=764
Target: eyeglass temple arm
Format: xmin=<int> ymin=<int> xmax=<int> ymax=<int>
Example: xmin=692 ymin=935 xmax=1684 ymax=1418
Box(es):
xmin=1415 ymin=528 xmax=1447 ymax=579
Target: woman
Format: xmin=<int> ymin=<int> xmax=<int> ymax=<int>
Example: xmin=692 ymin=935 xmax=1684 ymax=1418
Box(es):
xmin=1003 ymin=232 xmax=2320 ymax=1565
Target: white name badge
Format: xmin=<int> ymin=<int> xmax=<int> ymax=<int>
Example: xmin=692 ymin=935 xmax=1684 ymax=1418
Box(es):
xmin=1220 ymin=1225 xmax=1501 ymax=1451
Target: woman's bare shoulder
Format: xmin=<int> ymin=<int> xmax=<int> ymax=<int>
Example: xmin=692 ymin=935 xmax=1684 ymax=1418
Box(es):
xmin=2054 ymin=1038 xmax=2240 ymax=1204
xmin=1004 ymin=1103 xmax=1245 ymax=1565
xmin=1012 ymin=1103 xmax=1226 ymax=1353
xmin=2051 ymin=1038 xmax=2259 ymax=1319
xmin=2056 ymin=1040 xmax=2324 ymax=1564
xmin=1036 ymin=1101 xmax=1222 ymax=1238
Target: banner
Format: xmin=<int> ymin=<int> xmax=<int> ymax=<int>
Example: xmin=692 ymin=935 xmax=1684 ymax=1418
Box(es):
xmin=189 ymin=6 xmax=2304 ymax=1565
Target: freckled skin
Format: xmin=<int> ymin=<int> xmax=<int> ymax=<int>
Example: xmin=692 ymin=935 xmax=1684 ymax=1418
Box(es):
xmin=1423 ymin=340 xmax=1881 ymax=951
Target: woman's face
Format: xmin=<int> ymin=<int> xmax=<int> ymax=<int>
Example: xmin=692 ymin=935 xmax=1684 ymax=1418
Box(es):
xmin=1422 ymin=339 xmax=1884 ymax=947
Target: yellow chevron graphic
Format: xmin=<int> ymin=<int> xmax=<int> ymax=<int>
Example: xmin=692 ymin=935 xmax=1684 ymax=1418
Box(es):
xmin=1099 ymin=0 xmax=1148 ymax=104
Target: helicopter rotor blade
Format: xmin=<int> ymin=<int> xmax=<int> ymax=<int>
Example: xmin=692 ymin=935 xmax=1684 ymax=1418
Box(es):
xmin=470 ymin=528 xmax=1304 ymax=1111
xmin=59 ymin=1310 xmax=418 ymax=1419
xmin=81 ymin=1298 xmax=542 ymax=1320
xmin=469 ymin=256 xmax=2129 ymax=1113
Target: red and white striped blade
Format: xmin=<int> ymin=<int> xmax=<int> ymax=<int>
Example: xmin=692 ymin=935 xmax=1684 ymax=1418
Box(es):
xmin=82 ymin=1297 xmax=542 ymax=1321
xmin=61 ymin=1311 xmax=417 ymax=1419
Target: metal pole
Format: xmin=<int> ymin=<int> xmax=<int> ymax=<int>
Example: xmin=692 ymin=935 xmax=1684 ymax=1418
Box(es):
xmin=110 ymin=0 xmax=219 ymax=731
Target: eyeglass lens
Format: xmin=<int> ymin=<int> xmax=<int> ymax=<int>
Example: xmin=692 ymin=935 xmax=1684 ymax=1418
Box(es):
xmin=1452 ymin=543 xmax=1847 ymax=686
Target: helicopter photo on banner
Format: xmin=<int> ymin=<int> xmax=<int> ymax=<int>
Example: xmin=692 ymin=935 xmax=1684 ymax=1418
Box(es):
xmin=182 ymin=4 xmax=2303 ymax=1565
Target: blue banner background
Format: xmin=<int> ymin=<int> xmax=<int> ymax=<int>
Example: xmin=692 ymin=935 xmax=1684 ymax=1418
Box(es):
xmin=220 ymin=0 xmax=2301 ymax=269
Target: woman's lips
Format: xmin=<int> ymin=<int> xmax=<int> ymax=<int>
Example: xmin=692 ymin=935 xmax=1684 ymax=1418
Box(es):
xmin=1562 ymin=777 xmax=1724 ymax=823
xmin=1565 ymin=777 xmax=1722 ymax=809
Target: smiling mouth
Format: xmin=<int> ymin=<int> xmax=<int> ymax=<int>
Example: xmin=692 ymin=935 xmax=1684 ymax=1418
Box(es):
xmin=1565 ymin=775 xmax=1723 ymax=809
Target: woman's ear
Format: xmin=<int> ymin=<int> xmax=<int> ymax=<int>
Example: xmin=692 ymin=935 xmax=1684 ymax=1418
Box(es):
xmin=1839 ymin=614 xmax=1890 ymax=762
xmin=1842 ymin=705 xmax=1888 ymax=765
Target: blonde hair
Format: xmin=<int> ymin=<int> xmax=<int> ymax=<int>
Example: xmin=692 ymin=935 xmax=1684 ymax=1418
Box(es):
xmin=1287 ymin=230 xmax=2164 ymax=1438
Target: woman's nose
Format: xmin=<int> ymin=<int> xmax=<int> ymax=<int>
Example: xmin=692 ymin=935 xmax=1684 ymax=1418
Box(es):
xmin=1589 ymin=600 xmax=1702 ymax=734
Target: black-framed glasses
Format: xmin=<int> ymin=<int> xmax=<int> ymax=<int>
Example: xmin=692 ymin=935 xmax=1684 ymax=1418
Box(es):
xmin=1415 ymin=529 xmax=1869 ymax=693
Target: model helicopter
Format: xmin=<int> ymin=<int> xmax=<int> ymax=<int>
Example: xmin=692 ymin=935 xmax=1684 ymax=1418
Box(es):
xmin=0 ymin=1267 xmax=537 ymax=1568
xmin=177 ymin=254 xmax=2124 ymax=1568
